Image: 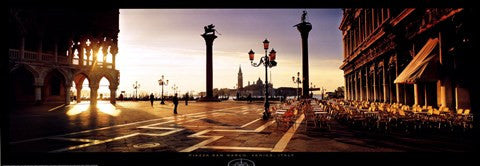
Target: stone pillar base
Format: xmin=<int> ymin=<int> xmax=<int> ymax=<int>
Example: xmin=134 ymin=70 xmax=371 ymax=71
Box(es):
xmin=198 ymin=97 xmax=221 ymax=102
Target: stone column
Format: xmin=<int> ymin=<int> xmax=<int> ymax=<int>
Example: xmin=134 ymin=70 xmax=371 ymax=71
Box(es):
xmin=65 ymin=85 xmax=71 ymax=105
xmin=351 ymin=75 xmax=355 ymax=100
xmin=365 ymin=67 xmax=369 ymax=101
xmin=373 ymin=64 xmax=377 ymax=102
xmin=414 ymin=84 xmax=420 ymax=106
xmin=109 ymin=86 xmax=117 ymax=104
xmin=90 ymin=84 xmax=99 ymax=105
xmin=79 ymin=42 xmax=84 ymax=66
xmin=395 ymin=58 xmax=402 ymax=103
xmin=345 ymin=75 xmax=349 ymax=100
xmin=110 ymin=43 xmax=118 ymax=69
xmin=85 ymin=46 xmax=91 ymax=66
xmin=92 ymin=41 xmax=99 ymax=67
xmin=68 ymin=41 xmax=74 ymax=64
xmin=102 ymin=45 xmax=108 ymax=68
xmin=296 ymin=22 xmax=312 ymax=98
xmin=201 ymin=32 xmax=217 ymax=101
xmin=359 ymin=69 xmax=364 ymax=101
xmin=76 ymin=84 xmax=82 ymax=103
xmin=354 ymin=70 xmax=358 ymax=101
xmin=34 ymin=85 xmax=43 ymax=104
xmin=382 ymin=61 xmax=388 ymax=102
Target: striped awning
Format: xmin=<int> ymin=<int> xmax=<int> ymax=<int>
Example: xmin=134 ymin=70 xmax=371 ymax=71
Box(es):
xmin=394 ymin=38 xmax=440 ymax=84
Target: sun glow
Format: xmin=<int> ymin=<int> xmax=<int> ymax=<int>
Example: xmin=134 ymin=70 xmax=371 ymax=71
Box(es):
xmin=96 ymin=102 xmax=121 ymax=116
xmin=66 ymin=102 xmax=90 ymax=116
xmin=66 ymin=102 xmax=121 ymax=116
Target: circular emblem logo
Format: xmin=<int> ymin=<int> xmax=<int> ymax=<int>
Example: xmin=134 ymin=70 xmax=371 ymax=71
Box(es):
xmin=227 ymin=158 xmax=255 ymax=166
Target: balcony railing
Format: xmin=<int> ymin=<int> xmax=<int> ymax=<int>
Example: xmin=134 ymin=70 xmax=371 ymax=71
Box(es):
xmin=41 ymin=53 xmax=55 ymax=62
xmin=58 ymin=56 xmax=67 ymax=63
xmin=9 ymin=49 xmax=20 ymax=59
xmin=9 ymin=49 xmax=115 ymax=70
xmin=24 ymin=50 xmax=38 ymax=60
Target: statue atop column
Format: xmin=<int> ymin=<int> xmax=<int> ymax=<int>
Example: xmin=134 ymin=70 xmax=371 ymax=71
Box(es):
xmin=203 ymin=24 xmax=221 ymax=36
xmin=294 ymin=10 xmax=311 ymax=27
xmin=301 ymin=10 xmax=307 ymax=23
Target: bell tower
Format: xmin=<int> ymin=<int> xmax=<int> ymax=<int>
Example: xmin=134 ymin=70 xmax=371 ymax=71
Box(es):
xmin=238 ymin=65 xmax=243 ymax=89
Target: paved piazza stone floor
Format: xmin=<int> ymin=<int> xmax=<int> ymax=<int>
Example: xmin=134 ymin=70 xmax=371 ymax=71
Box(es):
xmin=7 ymin=100 xmax=475 ymax=152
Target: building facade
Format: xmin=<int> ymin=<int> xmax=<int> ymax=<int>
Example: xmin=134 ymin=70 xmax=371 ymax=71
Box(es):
xmin=8 ymin=8 xmax=120 ymax=105
xmin=339 ymin=8 xmax=475 ymax=111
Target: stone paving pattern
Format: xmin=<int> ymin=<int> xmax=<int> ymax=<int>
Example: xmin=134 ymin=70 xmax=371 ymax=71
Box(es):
xmin=7 ymin=101 xmax=476 ymax=152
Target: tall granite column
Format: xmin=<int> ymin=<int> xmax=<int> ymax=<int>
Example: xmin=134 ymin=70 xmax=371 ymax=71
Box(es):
xmin=201 ymin=32 xmax=217 ymax=101
xmin=296 ymin=21 xmax=312 ymax=98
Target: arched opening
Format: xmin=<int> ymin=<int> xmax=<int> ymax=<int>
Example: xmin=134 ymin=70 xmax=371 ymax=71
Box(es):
xmin=73 ymin=73 xmax=90 ymax=103
xmin=83 ymin=48 xmax=88 ymax=66
xmin=43 ymin=69 xmax=66 ymax=103
xmin=106 ymin=46 xmax=113 ymax=68
xmin=96 ymin=47 xmax=104 ymax=65
xmin=73 ymin=49 xmax=79 ymax=65
xmin=9 ymin=67 xmax=36 ymax=104
xmin=98 ymin=76 xmax=111 ymax=101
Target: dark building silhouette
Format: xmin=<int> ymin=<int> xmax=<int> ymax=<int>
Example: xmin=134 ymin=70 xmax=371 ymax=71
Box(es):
xmin=8 ymin=8 xmax=120 ymax=105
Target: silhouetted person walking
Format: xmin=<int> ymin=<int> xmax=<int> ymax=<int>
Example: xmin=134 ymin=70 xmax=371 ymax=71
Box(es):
xmin=185 ymin=93 xmax=189 ymax=106
xmin=173 ymin=93 xmax=179 ymax=114
xmin=247 ymin=93 xmax=252 ymax=103
xmin=150 ymin=93 xmax=154 ymax=107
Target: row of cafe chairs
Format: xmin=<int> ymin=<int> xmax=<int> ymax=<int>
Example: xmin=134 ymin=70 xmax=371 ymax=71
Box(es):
xmin=272 ymin=99 xmax=334 ymax=131
xmin=327 ymin=99 xmax=474 ymax=135
xmin=272 ymin=101 xmax=300 ymax=131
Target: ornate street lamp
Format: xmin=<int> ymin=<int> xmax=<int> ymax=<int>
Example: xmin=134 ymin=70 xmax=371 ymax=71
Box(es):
xmin=158 ymin=75 xmax=169 ymax=104
xmin=172 ymin=84 xmax=178 ymax=95
xmin=292 ymin=72 xmax=302 ymax=100
xmin=133 ymin=81 xmax=140 ymax=100
xmin=249 ymin=38 xmax=277 ymax=120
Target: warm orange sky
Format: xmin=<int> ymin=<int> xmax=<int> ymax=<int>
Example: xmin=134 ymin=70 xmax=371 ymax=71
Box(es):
xmin=115 ymin=9 xmax=344 ymax=97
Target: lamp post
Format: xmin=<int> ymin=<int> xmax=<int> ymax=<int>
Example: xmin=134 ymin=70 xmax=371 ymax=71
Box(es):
xmin=133 ymin=81 xmax=140 ymax=100
xmin=248 ymin=38 xmax=277 ymax=120
xmin=172 ymin=84 xmax=178 ymax=95
xmin=292 ymin=72 xmax=302 ymax=100
xmin=158 ymin=75 xmax=169 ymax=104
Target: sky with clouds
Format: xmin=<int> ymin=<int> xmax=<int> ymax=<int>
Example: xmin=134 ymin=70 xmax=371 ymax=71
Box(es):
xmin=114 ymin=9 xmax=344 ymax=97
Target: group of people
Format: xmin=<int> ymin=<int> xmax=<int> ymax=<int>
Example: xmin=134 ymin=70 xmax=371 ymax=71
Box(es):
xmin=149 ymin=93 xmax=189 ymax=114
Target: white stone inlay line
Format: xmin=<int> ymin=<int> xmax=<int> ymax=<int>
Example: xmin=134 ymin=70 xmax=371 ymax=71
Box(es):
xmin=271 ymin=114 xmax=305 ymax=152
xmin=50 ymin=133 xmax=140 ymax=153
xmin=49 ymin=137 xmax=101 ymax=143
xmin=11 ymin=106 xmax=243 ymax=144
xmin=179 ymin=120 xmax=276 ymax=152
xmin=240 ymin=118 xmax=261 ymax=128
xmin=46 ymin=106 xmax=253 ymax=152
xmin=48 ymin=104 xmax=65 ymax=112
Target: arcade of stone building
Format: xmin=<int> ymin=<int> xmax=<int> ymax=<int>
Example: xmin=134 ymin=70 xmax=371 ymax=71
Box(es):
xmin=8 ymin=9 xmax=120 ymax=105
xmin=339 ymin=8 xmax=473 ymax=111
